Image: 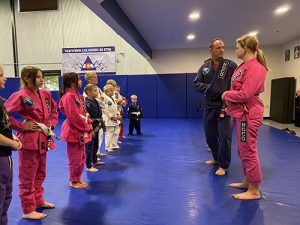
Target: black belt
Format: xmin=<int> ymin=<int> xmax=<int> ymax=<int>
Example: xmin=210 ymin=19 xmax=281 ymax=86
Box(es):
xmin=205 ymin=96 xmax=221 ymax=102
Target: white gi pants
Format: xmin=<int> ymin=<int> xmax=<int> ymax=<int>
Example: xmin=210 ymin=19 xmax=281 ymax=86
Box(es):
xmin=105 ymin=125 xmax=120 ymax=150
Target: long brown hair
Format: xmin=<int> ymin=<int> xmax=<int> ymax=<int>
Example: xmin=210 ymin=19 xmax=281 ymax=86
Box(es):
xmin=236 ymin=35 xmax=268 ymax=71
xmin=20 ymin=66 xmax=43 ymax=89
xmin=59 ymin=72 xmax=79 ymax=98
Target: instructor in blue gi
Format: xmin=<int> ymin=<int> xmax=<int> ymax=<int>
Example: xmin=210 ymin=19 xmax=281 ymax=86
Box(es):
xmin=193 ymin=38 xmax=237 ymax=176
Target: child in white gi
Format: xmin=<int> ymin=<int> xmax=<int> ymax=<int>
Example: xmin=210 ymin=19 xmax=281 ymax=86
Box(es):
xmin=102 ymin=84 xmax=121 ymax=152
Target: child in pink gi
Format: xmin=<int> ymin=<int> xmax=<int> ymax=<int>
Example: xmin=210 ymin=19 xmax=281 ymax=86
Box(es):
xmin=59 ymin=72 xmax=93 ymax=189
xmin=5 ymin=66 xmax=58 ymax=219
xmin=222 ymin=35 xmax=268 ymax=200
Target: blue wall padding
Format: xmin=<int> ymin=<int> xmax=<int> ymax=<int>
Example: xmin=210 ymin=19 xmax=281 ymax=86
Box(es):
xmin=2 ymin=74 xmax=205 ymax=118
xmin=127 ymin=75 xmax=157 ymax=117
xmin=156 ymin=74 xmax=187 ymax=118
xmin=186 ymin=73 xmax=204 ymax=118
xmin=0 ymin=78 xmax=20 ymax=100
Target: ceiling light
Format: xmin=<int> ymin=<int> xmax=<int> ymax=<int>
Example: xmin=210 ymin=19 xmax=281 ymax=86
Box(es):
xmin=248 ymin=31 xmax=259 ymax=36
xmin=187 ymin=33 xmax=195 ymax=40
xmin=274 ymin=5 xmax=291 ymax=15
xmin=189 ymin=12 xmax=200 ymax=21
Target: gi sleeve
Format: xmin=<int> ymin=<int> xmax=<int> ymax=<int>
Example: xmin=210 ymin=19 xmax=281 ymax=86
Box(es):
xmin=4 ymin=93 xmax=26 ymax=132
xmin=193 ymin=67 xmax=211 ymax=93
xmin=60 ymin=94 xmax=91 ymax=132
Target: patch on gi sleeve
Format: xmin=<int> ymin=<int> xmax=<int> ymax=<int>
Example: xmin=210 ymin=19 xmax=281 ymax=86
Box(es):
xmin=240 ymin=120 xmax=247 ymax=143
xmin=23 ymin=97 xmax=34 ymax=107
xmin=202 ymin=67 xmax=210 ymax=75
xmin=86 ymin=102 xmax=91 ymax=108
xmin=75 ymin=99 xmax=81 ymax=106
xmin=108 ymin=101 xmax=112 ymax=106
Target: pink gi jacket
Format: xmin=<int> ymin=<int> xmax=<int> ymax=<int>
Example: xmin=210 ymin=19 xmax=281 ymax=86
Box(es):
xmin=223 ymin=58 xmax=267 ymax=119
xmin=59 ymin=88 xmax=92 ymax=144
xmin=5 ymin=86 xmax=58 ymax=151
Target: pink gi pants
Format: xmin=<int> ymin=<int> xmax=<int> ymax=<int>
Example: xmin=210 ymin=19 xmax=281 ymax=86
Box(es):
xmin=235 ymin=116 xmax=263 ymax=186
xmin=67 ymin=142 xmax=86 ymax=182
xmin=18 ymin=150 xmax=46 ymax=214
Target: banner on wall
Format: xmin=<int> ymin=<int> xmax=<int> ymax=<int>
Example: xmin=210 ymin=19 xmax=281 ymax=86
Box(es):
xmin=62 ymin=46 xmax=116 ymax=73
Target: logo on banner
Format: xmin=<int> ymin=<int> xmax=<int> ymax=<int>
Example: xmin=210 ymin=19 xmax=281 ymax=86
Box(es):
xmin=82 ymin=56 xmax=96 ymax=71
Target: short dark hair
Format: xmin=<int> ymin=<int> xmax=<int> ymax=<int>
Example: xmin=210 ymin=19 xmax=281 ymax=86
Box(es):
xmin=209 ymin=38 xmax=223 ymax=48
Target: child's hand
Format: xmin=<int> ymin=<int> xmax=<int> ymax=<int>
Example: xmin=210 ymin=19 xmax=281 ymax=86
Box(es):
xmin=97 ymin=96 xmax=104 ymax=101
xmin=23 ymin=121 xmax=39 ymax=131
xmin=11 ymin=139 xmax=22 ymax=150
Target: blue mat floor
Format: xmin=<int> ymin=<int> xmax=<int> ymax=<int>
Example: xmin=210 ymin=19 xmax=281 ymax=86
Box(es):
xmin=7 ymin=118 xmax=300 ymax=225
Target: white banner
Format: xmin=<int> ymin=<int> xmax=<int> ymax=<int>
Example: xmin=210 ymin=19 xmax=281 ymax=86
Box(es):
xmin=62 ymin=46 xmax=116 ymax=73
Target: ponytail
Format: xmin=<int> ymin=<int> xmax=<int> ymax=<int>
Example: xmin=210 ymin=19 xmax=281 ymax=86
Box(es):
xmin=256 ymin=49 xmax=269 ymax=71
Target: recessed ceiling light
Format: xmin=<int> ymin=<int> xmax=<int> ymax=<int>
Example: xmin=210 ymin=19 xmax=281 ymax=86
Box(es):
xmin=189 ymin=12 xmax=200 ymax=21
xmin=187 ymin=33 xmax=195 ymax=40
xmin=274 ymin=5 xmax=291 ymax=15
xmin=248 ymin=31 xmax=259 ymax=36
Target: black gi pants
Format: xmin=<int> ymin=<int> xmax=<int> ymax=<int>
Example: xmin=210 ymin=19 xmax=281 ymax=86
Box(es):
xmin=203 ymin=107 xmax=232 ymax=169
xmin=85 ymin=131 xmax=99 ymax=168
xmin=129 ymin=119 xmax=141 ymax=135
xmin=0 ymin=156 xmax=13 ymax=225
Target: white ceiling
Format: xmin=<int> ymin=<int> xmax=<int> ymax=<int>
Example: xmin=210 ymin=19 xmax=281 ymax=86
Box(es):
xmin=115 ymin=0 xmax=300 ymax=49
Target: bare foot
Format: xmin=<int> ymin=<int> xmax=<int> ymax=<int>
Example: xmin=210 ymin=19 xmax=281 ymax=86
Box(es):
xmin=23 ymin=211 xmax=47 ymax=220
xmin=232 ymin=190 xmax=261 ymax=200
xmin=98 ymin=153 xmax=107 ymax=157
xmin=94 ymin=161 xmax=106 ymax=166
xmin=215 ymin=167 xmax=226 ymax=176
xmin=86 ymin=167 xmax=99 ymax=172
xmin=205 ymin=160 xmax=217 ymax=165
xmin=79 ymin=181 xmax=88 ymax=188
xmin=117 ymin=141 xmax=122 ymax=144
xmin=37 ymin=202 xmax=55 ymax=209
xmin=69 ymin=181 xmax=87 ymax=189
xmin=106 ymin=149 xmax=113 ymax=152
xmin=229 ymin=182 xmax=249 ymax=189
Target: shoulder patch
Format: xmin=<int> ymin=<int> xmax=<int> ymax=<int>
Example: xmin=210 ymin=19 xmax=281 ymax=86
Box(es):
xmin=75 ymin=99 xmax=81 ymax=106
xmin=202 ymin=67 xmax=210 ymax=75
xmin=23 ymin=97 xmax=34 ymax=107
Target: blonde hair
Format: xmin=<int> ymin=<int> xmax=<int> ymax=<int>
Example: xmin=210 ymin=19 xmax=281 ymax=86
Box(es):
xmin=106 ymin=79 xmax=117 ymax=87
xmin=103 ymin=84 xmax=114 ymax=93
xmin=84 ymin=84 xmax=97 ymax=95
xmin=84 ymin=72 xmax=97 ymax=81
xmin=236 ymin=35 xmax=268 ymax=71
xmin=131 ymin=94 xmax=137 ymax=99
